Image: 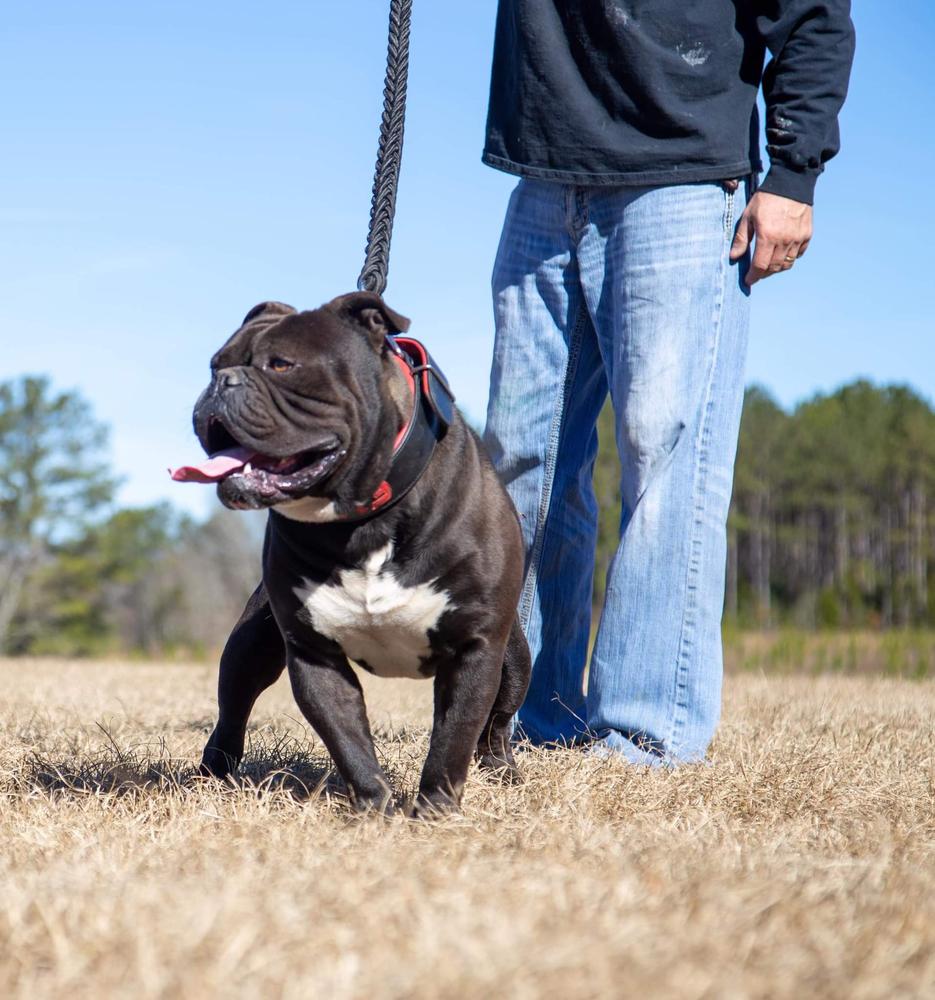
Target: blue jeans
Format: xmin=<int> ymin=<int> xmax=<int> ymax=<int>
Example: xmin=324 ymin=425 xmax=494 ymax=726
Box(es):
xmin=483 ymin=179 xmax=751 ymax=765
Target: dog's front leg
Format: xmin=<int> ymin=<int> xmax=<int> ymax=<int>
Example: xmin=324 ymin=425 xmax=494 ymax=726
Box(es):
xmin=201 ymin=584 xmax=286 ymax=779
xmin=415 ymin=642 xmax=503 ymax=817
xmin=288 ymin=646 xmax=395 ymax=814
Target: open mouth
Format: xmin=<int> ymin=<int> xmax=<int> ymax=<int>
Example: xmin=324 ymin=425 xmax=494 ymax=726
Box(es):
xmin=170 ymin=418 xmax=345 ymax=497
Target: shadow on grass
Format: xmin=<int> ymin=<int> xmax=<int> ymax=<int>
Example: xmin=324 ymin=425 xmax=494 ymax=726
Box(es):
xmin=11 ymin=730 xmax=351 ymax=805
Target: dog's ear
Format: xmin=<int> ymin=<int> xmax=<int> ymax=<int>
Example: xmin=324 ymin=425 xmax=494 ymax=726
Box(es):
xmin=329 ymin=291 xmax=411 ymax=347
xmin=241 ymin=301 xmax=296 ymax=326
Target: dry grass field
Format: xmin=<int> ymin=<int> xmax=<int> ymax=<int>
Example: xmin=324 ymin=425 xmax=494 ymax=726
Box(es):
xmin=1 ymin=656 xmax=933 ymax=999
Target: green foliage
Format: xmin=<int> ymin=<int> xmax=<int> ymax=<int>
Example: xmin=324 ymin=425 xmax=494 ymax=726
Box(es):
xmin=724 ymin=629 xmax=935 ymax=679
xmin=17 ymin=504 xmax=186 ymax=656
xmin=14 ymin=503 xmax=262 ymax=658
xmin=592 ymin=378 xmax=935 ymax=628
xmin=0 ymin=376 xmax=262 ymax=657
xmin=735 ymin=380 xmax=935 ymax=627
xmin=0 ymin=375 xmax=117 ymax=543
xmin=6 ymin=372 xmax=935 ymax=656
xmin=0 ymin=376 xmax=118 ymax=652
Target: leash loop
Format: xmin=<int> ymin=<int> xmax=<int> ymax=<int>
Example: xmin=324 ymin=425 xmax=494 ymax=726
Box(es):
xmin=358 ymin=0 xmax=413 ymax=296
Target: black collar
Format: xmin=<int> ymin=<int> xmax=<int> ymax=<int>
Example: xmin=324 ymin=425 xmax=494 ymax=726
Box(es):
xmin=340 ymin=334 xmax=454 ymax=521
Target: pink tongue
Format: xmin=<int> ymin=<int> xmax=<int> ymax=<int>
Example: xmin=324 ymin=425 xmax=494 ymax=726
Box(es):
xmin=169 ymin=447 xmax=254 ymax=484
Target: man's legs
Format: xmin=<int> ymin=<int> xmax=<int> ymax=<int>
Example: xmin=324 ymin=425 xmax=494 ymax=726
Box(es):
xmin=579 ymin=181 xmax=751 ymax=764
xmin=484 ymin=180 xmax=606 ymax=745
xmin=486 ymin=178 xmax=750 ymax=762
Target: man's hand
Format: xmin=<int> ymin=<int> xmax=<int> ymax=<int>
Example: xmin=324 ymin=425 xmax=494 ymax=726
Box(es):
xmin=729 ymin=191 xmax=813 ymax=286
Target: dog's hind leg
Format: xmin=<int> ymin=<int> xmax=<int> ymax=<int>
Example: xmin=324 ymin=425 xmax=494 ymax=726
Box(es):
xmin=200 ymin=583 xmax=286 ymax=779
xmin=475 ymin=615 xmax=532 ymax=783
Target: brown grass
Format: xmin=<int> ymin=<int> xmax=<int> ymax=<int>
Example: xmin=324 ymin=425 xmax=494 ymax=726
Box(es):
xmin=1 ymin=657 xmax=933 ymax=999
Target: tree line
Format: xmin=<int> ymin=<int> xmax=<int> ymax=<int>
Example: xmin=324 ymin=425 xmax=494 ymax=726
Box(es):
xmin=727 ymin=381 xmax=934 ymax=627
xmin=2 ymin=374 xmax=934 ymax=658
xmin=0 ymin=376 xmax=261 ymax=656
xmin=595 ymin=380 xmax=935 ymax=628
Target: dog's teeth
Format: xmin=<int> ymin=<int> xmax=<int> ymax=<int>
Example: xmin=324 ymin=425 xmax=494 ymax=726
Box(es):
xmin=244 ymin=462 xmax=253 ymax=473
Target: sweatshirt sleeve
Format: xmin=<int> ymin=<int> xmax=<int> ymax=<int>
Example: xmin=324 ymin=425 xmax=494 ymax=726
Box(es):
xmin=756 ymin=1 xmax=856 ymax=204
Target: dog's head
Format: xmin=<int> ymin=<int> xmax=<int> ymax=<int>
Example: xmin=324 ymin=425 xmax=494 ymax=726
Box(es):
xmin=185 ymin=292 xmax=411 ymax=512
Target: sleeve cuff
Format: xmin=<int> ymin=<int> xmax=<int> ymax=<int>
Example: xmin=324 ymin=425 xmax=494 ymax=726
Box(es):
xmin=758 ymin=164 xmax=819 ymax=205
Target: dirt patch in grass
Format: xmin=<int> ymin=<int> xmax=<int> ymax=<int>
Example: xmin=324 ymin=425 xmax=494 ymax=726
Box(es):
xmin=1 ymin=658 xmax=933 ymax=999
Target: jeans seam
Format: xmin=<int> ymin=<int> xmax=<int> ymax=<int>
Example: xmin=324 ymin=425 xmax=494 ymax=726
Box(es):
xmin=517 ymin=301 xmax=588 ymax=631
xmin=666 ymin=194 xmax=732 ymax=759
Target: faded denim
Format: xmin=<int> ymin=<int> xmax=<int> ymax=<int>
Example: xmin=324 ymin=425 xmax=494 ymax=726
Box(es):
xmin=484 ymin=179 xmax=751 ymax=765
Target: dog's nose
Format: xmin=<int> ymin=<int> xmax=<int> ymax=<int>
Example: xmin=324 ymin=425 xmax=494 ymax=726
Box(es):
xmin=217 ymin=367 xmax=243 ymax=388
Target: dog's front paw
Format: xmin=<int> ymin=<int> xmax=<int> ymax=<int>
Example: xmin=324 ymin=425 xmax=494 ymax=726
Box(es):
xmin=199 ymin=744 xmax=241 ymax=780
xmin=347 ymin=784 xmax=397 ymax=817
xmin=410 ymin=787 xmax=461 ymax=820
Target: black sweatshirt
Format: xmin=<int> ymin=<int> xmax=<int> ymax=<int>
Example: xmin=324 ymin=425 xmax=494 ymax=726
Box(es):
xmin=483 ymin=1 xmax=855 ymax=204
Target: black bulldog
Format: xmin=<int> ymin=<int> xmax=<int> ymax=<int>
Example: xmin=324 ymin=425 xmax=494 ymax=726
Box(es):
xmin=174 ymin=293 xmax=531 ymax=815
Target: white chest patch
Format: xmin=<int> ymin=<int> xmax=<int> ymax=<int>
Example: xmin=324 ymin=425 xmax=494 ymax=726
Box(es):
xmin=293 ymin=542 xmax=449 ymax=678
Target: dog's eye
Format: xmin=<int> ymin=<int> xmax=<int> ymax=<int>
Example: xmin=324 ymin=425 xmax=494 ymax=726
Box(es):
xmin=267 ymin=357 xmax=294 ymax=373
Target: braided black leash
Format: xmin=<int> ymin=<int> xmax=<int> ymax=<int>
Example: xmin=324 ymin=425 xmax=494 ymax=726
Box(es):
xmin=358 ymin=0 xmax=413 ymax=296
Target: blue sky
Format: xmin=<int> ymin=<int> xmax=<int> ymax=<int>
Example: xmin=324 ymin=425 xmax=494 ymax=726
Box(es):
xmin=2 ymin=1 xmax=931 ymax=519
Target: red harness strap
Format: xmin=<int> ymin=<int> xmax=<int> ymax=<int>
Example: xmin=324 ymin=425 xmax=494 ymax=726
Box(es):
xmin=391 ymin=351 xmax=416 ymax=450
xmin=351 ymin=351 xmax=417 ymax=517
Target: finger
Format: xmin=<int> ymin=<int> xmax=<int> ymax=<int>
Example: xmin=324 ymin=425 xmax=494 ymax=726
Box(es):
xmin=747 ymin=232 xmax=776 ymax=286
xmin=729 ymin=211 xmax=753 ymax=261
xmin=757 ymin=241 xmax=796 ymax=282
xmin=774 ymin=242 xmax=800 ymax=273
xmin=797 ymin=238 xmax=810 ymax=259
